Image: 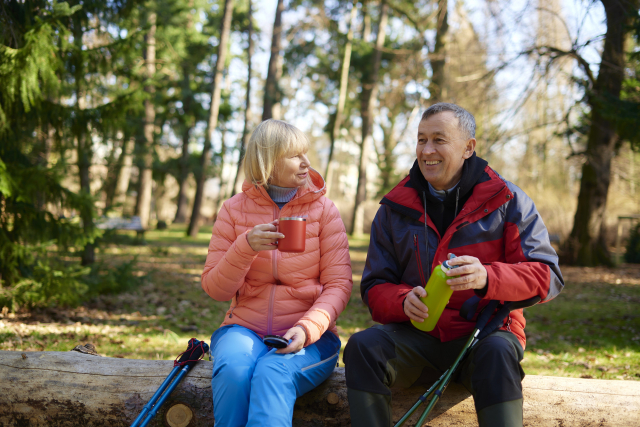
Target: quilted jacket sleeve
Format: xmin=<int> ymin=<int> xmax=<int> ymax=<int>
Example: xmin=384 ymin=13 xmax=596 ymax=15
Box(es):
xmin=360 ymin=205 xmax=413 ymax=324
xmin=201 ymin=200 xmax=260 ymax=301
xmin=482 ymin=184 xmax=564 ymax=303
xmin=296 ymin=199 xmax=353 ymax=346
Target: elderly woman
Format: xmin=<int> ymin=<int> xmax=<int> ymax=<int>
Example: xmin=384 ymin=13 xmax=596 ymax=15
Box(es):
xmin=201 ymin=119 xmax=352 ymax=427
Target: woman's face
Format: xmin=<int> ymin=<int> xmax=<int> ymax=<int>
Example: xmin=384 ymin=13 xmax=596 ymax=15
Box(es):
xmin=270 ymin=152 xmax=310 ymax=188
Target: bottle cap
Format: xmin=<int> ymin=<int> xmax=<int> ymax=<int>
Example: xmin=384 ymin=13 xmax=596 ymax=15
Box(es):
xmin=441 ymin=255 xmax=458 ymax=272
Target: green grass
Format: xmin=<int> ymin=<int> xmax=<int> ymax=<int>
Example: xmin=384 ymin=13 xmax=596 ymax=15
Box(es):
xmin=1 ymin=223 xmax=638 ymax=381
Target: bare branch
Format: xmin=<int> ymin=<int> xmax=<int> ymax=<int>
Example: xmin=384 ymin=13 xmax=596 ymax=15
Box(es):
xmin=525 ymin=45 xmax=596 ymax=87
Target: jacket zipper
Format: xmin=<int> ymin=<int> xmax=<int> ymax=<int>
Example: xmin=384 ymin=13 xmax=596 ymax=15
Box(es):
xmin=272 ymin=205 xmax=280 ymax=281
xmin=413 ymin=234 xmax=428 ymax=287
xmin=267 ymin=284 xmax=277 ymax=335
xmin=268 ymin=204 xmax=281 ymax=335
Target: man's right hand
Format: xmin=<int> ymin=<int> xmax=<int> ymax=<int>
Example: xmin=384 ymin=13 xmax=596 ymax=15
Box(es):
xmin=403 ymin=286 xmax=429 ymax=322
xmin=247 ymin=220 xmax=285 ymax=252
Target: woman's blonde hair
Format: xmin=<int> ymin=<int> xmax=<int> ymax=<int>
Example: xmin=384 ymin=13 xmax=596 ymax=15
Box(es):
xmin=243 ymin=119 xmax=309 ymax=188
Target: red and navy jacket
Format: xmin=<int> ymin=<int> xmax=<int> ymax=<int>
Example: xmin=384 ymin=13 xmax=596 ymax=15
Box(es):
xmin=361 ymin=164 xmax=564 ymax=350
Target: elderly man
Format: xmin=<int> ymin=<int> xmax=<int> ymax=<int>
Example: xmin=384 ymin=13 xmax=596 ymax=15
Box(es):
xmin=343 ymin=103 xmax=564 ymax=427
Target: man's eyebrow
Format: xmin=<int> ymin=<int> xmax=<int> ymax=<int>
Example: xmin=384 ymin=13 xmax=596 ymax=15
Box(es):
xmin=417 ymin=130 xmax=448 ymax=137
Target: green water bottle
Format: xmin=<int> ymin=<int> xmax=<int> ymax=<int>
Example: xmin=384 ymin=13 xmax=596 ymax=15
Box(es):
xmin=411 ymin=258 xmax=459 ymax=332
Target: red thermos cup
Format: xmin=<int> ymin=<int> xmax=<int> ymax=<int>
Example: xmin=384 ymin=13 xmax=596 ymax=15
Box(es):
xmin=278 ymin=217 xmax=306 ymax=253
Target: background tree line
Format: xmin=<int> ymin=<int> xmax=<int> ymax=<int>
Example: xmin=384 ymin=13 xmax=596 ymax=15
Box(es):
xmin=1 ymin=0 xmax=640 ymax=311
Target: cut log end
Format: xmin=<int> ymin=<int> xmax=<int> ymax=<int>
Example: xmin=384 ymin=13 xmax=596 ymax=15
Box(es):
xmin=326 ymin=392 xmax=339 ymax=405
xmin=166 ymin=403 xmax=194 ymax=427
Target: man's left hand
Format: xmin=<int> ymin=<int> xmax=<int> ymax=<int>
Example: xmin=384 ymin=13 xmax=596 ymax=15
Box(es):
xmin=444 ymin=255 xmax=487 ymax=291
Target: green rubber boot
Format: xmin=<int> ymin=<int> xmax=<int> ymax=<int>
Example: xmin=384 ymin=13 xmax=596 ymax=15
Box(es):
xmin=476 ymin=398 xmax=523 ymax=427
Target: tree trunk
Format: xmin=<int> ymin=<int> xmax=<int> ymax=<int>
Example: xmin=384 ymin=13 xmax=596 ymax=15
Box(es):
xmin=378 ymin=115 xmax=398 ymax=196
xmin=136 ymin=9 xmax=157 ymax=230
xmin=173 ymin=124 xmax=192 ymax=224
xmin=187 ymin=0 xmax=235 ymax=237
xmin=262 ymin=0 xmax=284 ymax=121
xmin=212 ymin=125 xmax=228 ymax=220
xmin=2 ymin=351 xmax=639 ymax=427
xmin=231 ymin=0 xmax=254 ymax=197
xmin=103 ymin=138 xmax=121 ymax=212
xmin=110 ymin=136 xmax=134 ymax=216
xmin=72 ymin=20 xmax=94 ymax=266
xmin=325 ymin=0 xmax=357 ymax=196
xmin=174 ymin=8 xmax=196 ymax=224
xmin=350 ymin=0 xmax=388 ymax=235
xmin=429 ymin=0 xmax=448 ymax=103
xmin=35 ymin=121 xmax=54 ymax=210
xmin=563 ymin=0 xmax=637 ymax=266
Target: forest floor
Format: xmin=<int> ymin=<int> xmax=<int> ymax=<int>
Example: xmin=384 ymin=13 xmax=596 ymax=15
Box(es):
xmin=1 ymin=224 xmax=639 ymax=381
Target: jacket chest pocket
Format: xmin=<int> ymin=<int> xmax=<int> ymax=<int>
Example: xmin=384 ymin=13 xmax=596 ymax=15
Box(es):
xmin=399 ymin=226 xmax=432 ymax=287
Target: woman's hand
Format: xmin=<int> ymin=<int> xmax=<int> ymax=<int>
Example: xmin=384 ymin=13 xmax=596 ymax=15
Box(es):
xmin=246 ymin=220 xmax=285 ymax=252
xmin=276 ymin=326 xmax=307 ymax=354
xmin=403 ymin=286 xmax=429 ymax=322
xmin=445 ymin=255 xmax=488 ymax=291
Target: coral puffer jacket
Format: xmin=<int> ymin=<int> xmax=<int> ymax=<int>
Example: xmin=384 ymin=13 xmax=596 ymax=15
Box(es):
xmin=201 ymin=169 xmax=352 ymax=346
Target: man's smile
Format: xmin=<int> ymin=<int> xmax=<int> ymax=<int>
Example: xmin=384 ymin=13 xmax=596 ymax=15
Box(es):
xmin=423 ymin=160 xmax=442 ymax=166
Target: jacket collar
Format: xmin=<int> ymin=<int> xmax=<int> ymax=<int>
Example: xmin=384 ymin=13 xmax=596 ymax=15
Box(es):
xmin=409 ymin=153 xmax=488 ymax=209
xmin=381 ymin=161 xmax=507 ymax=225
xmin=242 ymin=167 xmax=326 ymax=206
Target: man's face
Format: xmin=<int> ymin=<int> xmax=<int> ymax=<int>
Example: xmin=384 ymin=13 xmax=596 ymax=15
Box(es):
xmin=415 ymin=111 xmax=476 ymax=190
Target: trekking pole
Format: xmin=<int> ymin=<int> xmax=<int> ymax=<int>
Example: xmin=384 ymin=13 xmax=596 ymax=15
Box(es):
xmin=412 ymin=332 xmax=477 ymax=427
xmin=130 ymin=365 xmax=182 ymax=427
xmin=131 ymin=338 xmax=209 ymax=427
xmin=395 ymin=296 xmax=541 ymax=427
xmin=393 ymin=370 xmax=449 ymax=427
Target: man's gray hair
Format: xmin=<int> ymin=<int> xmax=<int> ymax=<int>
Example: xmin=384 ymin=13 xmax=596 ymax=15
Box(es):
xmin=421 ymin=103 xmax=476 ymax=139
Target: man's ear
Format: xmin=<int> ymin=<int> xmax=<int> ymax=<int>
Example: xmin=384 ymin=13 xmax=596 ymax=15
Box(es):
xmin=463 ymin=138 xmax=476 ymax=159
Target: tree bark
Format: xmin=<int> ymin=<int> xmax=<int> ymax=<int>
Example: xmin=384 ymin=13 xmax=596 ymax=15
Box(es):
xmin=262 ymin=0 xmax=284 ymax=121
xmin=231 ymin=0 xmax=254 ymax=197
xmin=429 ymin=0 xmax=448 ymax=103
xmin=187 ymin=0 xmax=235 ymax=237
xmin=2 ymin=351 xmax=639 ymax=427
xmin=325 ymin=0 xmax=357 ymax=196
xmin=136 ymin=8 xmax=157 ymax=230
xmin=350 ymin=0 xmax=388 ymax=235
xmin=563 ymin=0 xmax=638 ymax=266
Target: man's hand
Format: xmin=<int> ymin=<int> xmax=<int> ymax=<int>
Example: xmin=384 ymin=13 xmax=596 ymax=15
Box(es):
xmin=445 ymin=255 xmax=488 ymax=291
xmin=403 ymin=286 xmax=429 ymax=322
xmin=276 ymin=326 xmax=306 ymax=354
xmin=246 ymin=220 xmax=285 ymax=252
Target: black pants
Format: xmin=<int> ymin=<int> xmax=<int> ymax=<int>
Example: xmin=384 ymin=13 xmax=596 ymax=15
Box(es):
xmin=343 ymin=323 xmax=525 ymax=427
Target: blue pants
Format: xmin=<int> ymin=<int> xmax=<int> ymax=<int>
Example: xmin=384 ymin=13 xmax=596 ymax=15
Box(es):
xmin=210 ymin=325 xmax=341 ymax=427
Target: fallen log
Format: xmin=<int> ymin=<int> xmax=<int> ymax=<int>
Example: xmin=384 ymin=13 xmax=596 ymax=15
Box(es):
xmin=0 ymin=350 xmax=639 ymax=426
